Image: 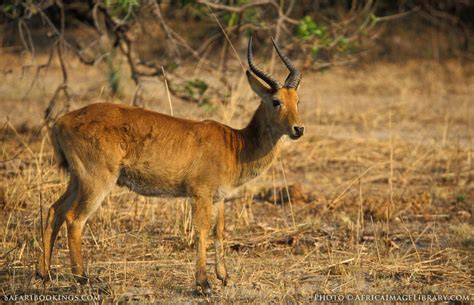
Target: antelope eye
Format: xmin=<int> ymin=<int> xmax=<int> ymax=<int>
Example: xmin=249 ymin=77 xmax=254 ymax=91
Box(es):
xmin=272 ymin=99 xmax=281 ymax=107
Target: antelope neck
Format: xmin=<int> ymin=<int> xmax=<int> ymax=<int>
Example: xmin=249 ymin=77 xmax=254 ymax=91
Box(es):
xmin=230 ymin=103 xmax=282 ymax=185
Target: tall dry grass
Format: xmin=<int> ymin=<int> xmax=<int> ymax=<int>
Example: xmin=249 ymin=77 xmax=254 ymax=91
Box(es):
xmin=0 ymin=53 xmax=473 ymax=302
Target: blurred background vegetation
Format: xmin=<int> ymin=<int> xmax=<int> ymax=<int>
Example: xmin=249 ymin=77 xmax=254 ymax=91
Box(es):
xmin=1 ymin=3 xmax=473 ymax=301
xmin=0 ymin=0 xmax=473 ymax=110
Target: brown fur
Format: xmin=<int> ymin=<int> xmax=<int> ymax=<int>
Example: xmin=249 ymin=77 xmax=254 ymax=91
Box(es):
xmin=37 ymin=72 xmax=304 ymax=294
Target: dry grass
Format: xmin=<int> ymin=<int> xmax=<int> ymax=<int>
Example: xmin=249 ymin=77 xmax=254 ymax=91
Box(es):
xmin=0 ymin=53 xmax=473 ymax=302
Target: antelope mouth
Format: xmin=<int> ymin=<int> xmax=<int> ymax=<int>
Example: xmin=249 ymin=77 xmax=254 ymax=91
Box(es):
xmin=289 ymin=133 xmax=303 ymax=140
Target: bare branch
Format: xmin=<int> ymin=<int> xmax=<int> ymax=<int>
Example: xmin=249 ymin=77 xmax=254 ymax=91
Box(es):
xmin=22 ymin=45 xmax=55 ymax=99
xmin=150 ymin=0 xmax=180 ymax=57
xmin=376 ymin=6 xmax=420 ymax=22
xmin=44 ymin=0 xmax=72 ymax=123
xmin=196 ymin=0 xmax=298 ymax=25
xmin=204 ymin=3 xmax=246 ymax=71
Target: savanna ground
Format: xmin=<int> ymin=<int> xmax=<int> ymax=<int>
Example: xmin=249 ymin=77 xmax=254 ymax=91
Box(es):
xmin=0 ymin=50 xmax=473 ymax=302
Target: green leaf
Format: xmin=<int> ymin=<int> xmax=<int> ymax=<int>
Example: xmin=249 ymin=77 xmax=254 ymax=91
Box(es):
xmin=370 ymin=13 xmax=379 ymax=25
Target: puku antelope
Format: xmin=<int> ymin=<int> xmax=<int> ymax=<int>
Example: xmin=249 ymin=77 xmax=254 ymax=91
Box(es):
xmin=37 ymin=37 xmax=304 ymax=294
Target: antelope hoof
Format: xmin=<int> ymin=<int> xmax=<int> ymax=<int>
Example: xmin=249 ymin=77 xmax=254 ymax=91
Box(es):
xmin=36 ymin=261 xmax=48 ymax=279
xmin=219 ymin=276 xmax=228 ymax=287
xmin=196 ymin=278 xmax=212 ymax=295
xmin=217 ymin=272 xmax=228 ymax=286
xmin=35 ymin=270 xmax=50 ymax=282
xmin=73 ymin=273 xmax=89 ymax=285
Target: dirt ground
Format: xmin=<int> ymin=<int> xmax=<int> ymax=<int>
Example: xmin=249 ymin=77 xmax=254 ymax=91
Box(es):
xmin=0 ymin=52 xmax=473 ymax=302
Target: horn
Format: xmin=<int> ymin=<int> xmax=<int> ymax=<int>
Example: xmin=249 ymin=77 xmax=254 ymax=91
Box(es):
xmin=271 ymin=37 xmax=302 ymax=88
xmin=247 ymin=36 xmax=281 ymax=91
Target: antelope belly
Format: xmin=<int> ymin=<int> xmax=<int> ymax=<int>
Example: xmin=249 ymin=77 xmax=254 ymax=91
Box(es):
xmin=116 ymin=167 xmax=188 ymax=197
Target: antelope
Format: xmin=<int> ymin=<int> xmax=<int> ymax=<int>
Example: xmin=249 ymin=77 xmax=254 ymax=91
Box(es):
xmin=37 ymin=37 xmax=304 ymax=294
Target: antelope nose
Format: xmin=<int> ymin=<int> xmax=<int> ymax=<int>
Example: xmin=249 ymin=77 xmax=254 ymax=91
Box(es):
xmin=293 ymin=125 xmax=305 ymax=137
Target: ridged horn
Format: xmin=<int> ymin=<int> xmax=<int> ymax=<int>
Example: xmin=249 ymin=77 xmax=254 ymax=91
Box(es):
xmin=271 ymin=37 xmax=302 ymax=89
xmin=247 ymin=36 xmax=282 ymax=91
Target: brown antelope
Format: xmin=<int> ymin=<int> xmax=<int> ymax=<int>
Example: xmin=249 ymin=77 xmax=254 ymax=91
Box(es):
xmin=37 ymin=37 xmax=304 ymax=294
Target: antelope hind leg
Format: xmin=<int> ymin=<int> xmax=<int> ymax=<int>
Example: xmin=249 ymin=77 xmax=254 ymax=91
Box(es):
xmin=37 ymin=176 xmax=78 ymax=281
xmin=65 ymin=175 xmax=115 ymax=284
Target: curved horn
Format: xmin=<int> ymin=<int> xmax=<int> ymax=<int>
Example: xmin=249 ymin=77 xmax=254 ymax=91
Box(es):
xmin=247 ymin=36 xmax=281 ymax=91
xmin=271 ymin=38 xmax=302 ymax=89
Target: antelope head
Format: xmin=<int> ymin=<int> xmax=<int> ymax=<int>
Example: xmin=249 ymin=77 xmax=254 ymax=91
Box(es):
xmin=246 ymin=36 xmax=304 ymax=140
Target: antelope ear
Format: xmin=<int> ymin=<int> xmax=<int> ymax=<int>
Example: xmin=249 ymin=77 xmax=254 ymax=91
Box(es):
xmin=246 ymin=71 xmax=272 ymax=99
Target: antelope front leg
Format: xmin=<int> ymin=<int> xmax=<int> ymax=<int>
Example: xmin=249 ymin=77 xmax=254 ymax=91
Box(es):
xmin=192 ymin=195 xmax=212 ymax=295
xmin=214 ymin=200 xmax=227 ymax=286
